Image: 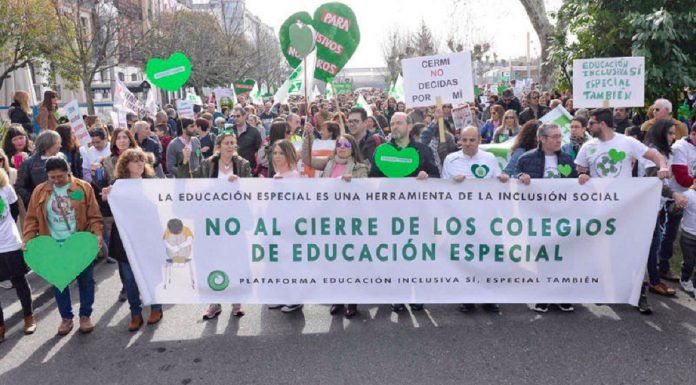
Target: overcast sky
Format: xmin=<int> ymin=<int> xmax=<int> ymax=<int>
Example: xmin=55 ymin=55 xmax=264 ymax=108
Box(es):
xmin=246 ymin=0 xmax=563 ymax=69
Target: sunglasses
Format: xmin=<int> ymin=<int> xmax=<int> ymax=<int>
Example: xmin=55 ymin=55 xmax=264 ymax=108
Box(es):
xmin=336 ymin=141 xmax=351 ymax=149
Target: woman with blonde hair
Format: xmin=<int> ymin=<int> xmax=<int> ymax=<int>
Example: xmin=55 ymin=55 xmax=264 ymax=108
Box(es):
xmin=9 ymin=91 xmax=33 ymax=133
xmin=492 ymin=110 xmax=521 ymax=143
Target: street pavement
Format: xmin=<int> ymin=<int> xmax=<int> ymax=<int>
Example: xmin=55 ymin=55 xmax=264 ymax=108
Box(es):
xmin=1 ymin=259 xmax=696 ymax=385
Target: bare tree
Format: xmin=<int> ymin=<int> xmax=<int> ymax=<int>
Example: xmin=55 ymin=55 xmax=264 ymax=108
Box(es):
xmin=519 ymin=0 xmax=556 ymax=87
xmin=52 ymin=0 xmax=146 ymax=114
xmin=411 ymin=19 xmax=438 ymax=57
xmin=246 ymin=17 xmax=288 ymax=90
xmin=382 ymin=29 xmax=410 ymax=84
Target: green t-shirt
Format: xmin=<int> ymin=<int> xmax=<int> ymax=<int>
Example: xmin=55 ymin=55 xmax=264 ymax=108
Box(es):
xmin=46 ymin=184 xmax=77 ymax=241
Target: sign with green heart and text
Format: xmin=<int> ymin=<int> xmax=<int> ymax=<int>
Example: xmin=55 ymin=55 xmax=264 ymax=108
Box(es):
xmin=145 ymin=52 xmax=192 ymax=91
xmin=279 ymin=2 xmax=360 ymax=83
xmin=374 ymin=144 xmax=420 ymax=177
xmin=233 ymin=79 xmax=256 ymax=96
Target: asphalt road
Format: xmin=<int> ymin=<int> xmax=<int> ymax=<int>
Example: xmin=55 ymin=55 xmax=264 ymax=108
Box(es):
xmin=1 ymin=260 xmax=695 ymax=385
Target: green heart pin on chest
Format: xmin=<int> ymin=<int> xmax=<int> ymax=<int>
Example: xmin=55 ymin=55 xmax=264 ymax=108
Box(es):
xmin=23 ymin=232 xmax=99 ymax=291
xmin=608 ymin=149 xmax=626 ymax=163
xmin=69 ymin=189 xmax=83 ymax=201
xmin=146 ymin=52 xmax=192 ymax=91
xmin=471 ymin=164 xmax=490 ymax=179
xmin=374 ymin=144 xmax=420 ymax=177
xmin=558 ymin=164 xmax=572 ymax=177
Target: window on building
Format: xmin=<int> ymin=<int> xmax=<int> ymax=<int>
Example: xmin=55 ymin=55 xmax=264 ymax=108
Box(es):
xmin=118 ymin=72 xmax=125 ymax=81
xmin=131 ymin=73 xmax=137 ymax=82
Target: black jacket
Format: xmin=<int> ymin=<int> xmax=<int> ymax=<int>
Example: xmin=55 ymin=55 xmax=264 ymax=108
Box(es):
xmin=359 ymin=132 xmax=385 ymax=169
xmin=8 ymin=102 xmax=33 ymax=133
xmin=369 ymin=139 xmax=440 ymax=178
xmin=496 ymin=98 xmax=522 ymax=114
xmin=515 ymin=148 xmax=578 ymax=179
xmin=14 ymin=153 xmax=48 ymax=205
xmin=519 ymin=106 xmax=551 ymax=125
xmin=233 ymin=124 xmax=262 ymax=170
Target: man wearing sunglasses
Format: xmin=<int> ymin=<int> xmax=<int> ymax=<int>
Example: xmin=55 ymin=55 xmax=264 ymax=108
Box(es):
xmin=641 ymin=98 xmax=687 ymax=140
xmin=519 ymin=91 xmax=550 ymax=125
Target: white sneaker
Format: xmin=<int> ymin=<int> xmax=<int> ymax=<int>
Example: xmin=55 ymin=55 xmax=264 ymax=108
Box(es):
xmin=280 ymin=304 xmax=303 ymax=313
xmin=680 ymin=280 xmax=694 ymax=294
xmin=202 ymin=304 xmax=222 ymax=320
xmin=0 ymin=280 xmax=13 ymax=289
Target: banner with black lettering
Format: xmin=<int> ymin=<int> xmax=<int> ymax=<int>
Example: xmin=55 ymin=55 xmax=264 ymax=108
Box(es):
xmin=109 ymin=178 xmax=660 ymax=305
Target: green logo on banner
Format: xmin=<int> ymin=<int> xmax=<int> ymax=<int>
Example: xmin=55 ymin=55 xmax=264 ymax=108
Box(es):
xmin=558 ymin=164 xmax=572 ymax=177
xmin=374 ymin=144 xmax=420 ymax=177
xmin=146 ymin=52 xmax=192 ymax=91
xmin=471 ymin=164 xmax=490 ymax=179
xmin=23 ymin=232 xmax=99 ymax=291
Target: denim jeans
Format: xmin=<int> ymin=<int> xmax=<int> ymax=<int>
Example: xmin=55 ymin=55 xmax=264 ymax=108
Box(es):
xmin=647 ymin=218 xmax=661 ymax=285
xmin=119 ymin=261 xmax=161 ymax=317
xmin=658 ymin=204 xmax=683 ymax=272
xmin=53 ymin=263 xmax=95 ymax=319
xmin=679 ymin=230 xmax=696 ymax=283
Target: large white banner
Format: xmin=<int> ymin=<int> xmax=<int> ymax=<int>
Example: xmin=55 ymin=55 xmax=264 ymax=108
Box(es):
xmin=109 ymin=178 xmax=660 ymax=305
xmin=573 ymin=56 xmax=645 ymax=108
xmin=402 ymin=52 xmax=475 ymax=108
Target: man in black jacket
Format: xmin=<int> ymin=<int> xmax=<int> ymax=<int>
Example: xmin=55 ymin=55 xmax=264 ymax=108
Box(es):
xmin=133 ymin=121 xmax=164 ymax=177
xmin=349 ymin=107 xmax=384 ymax=170
xmin=515 ymin=122 xmax=584 ymax=313
xmin=518 ymin=90 xmax=550 ymax=125
xmin=369 ymin=111 xmax=439 ymax=313
xmin=230 ymin=106 xmax=262 ymax=172
xmin=497 ymin=89 xmax=522 ymax=114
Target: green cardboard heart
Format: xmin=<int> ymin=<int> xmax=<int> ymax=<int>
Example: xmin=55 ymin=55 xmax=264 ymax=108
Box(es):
xmin=374 ymin=144 xmax=420 ymax=177
xmin=289 ymin=22 xmax=315 ymax=58
xmin=608 ymin=149 xmax=626 ymax=163
xmin=312 ymin=2 xmax=360 ymax=83
xmin=23 ymin=232 xmax=99 ymax=292
xmin=280 ymin=11 xmax=314 ymax=68
xmin=471 ymin=164 xmax=490 ymax=179
xmin=146 ymin=52 xmax=192 ymax=91
xmin=233 ymin=79 xmax=256 ymax=96
xmin=69 ymin=189 xmax=83 ymax=201
xmin=558 ymin=164 xmax=572 ymax=177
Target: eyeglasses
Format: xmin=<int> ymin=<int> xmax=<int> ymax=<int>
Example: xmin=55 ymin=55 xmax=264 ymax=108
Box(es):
xmin=336 ymin=141 xmax=351 ymax=149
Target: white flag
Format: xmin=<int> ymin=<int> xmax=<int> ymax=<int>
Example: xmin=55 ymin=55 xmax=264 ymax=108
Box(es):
xmin=355 ymin=94 xmax=373 ymax=117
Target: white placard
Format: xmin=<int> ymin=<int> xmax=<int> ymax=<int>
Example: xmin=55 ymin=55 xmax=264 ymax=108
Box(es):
xmin=573 ymin=57 xmax=645 ymax=108
xmin=176 ymin=100 xmax=195 ymax=119
xmin=64 ymin=100 xmax=90 ymax=146
xmin=402 ymin=52 xmax=475 ymax=108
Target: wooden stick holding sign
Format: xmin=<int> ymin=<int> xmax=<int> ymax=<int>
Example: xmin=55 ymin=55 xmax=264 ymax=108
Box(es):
xmin=436 ymin=96 xmax=446 ymax=142
xmin=334 ymin=94 xmax=345 ymax=136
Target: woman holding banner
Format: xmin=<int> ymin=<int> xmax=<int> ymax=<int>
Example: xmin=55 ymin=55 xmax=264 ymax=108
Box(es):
xmin=300 ymin=128 xmax=367 ymax=318
xmin=177 ymin=131 xmax=251 ymax=319
xmin=102 ymin=148 xmax=163 ymax=331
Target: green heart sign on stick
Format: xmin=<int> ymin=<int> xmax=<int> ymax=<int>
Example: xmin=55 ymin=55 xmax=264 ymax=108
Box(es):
xmin=233 ymin=79 xmax=256 ymax=96
xmin=146 ymin=52 xmax=192 ymax=91
xmin=24 ymin=232 xmax=99 ymax=292
xmin=471 ymin=164 xmax=490 ymax=179
xmin=608 ymin=149 xmax=626 ymax=163
xmin=312 ymin=2 xmax=360 ymax=83
xmin=289 ymin=22 xmax=316 ymax=58
xmin=278 ymin=3 xmax=360 ymax=81
xmin=280 ymin=11 xmax=314 ymax=68
xmin=558 ymin=164 xmax=572 ymax=177
xmin=374 ymin=144 xmax=420 ymax=177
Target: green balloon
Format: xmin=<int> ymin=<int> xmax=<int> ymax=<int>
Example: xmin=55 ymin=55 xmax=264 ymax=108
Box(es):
xmin=374 ymin=144 xmax=420 ymax=177
xmin=279 ymin=11 xmax=313 ymax=68
xmin=233 ymin=79 xmax=256 ymax=96
xmin=312 ymin=2 xmax=360 ymax=83
xmin=145 ymin=52 xmax=192 ymax=91
xmin=289 ymin=23 xmax=316 ymax=58
xmin=23 ymin=232 xmax=99 ymax=292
